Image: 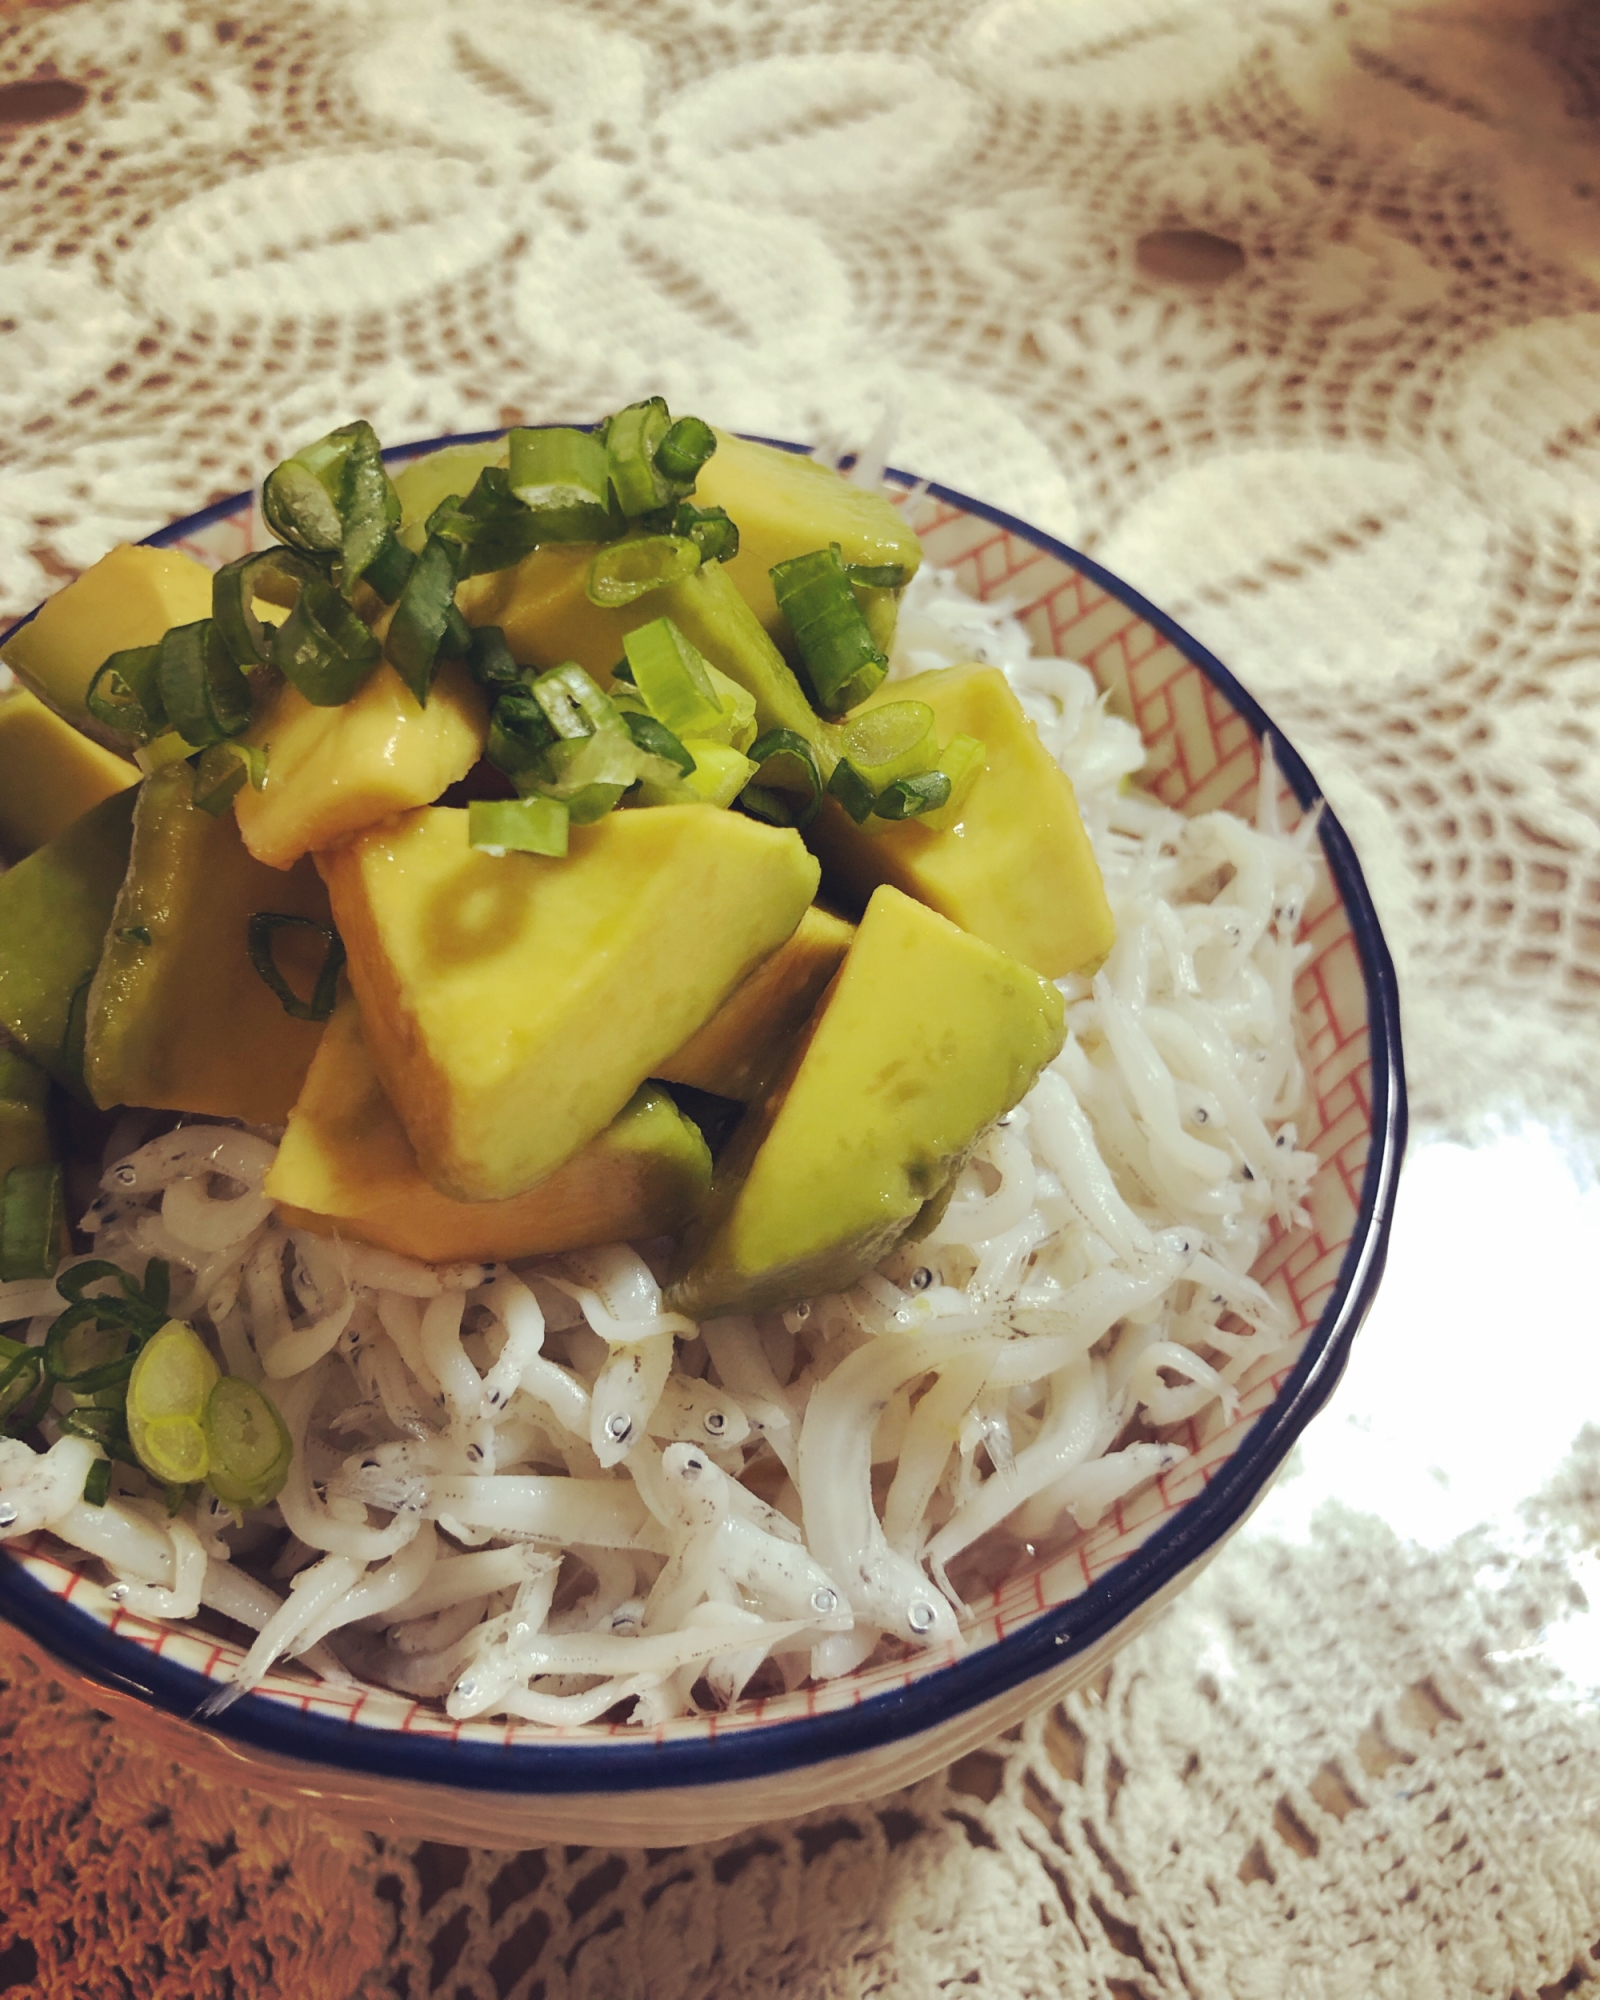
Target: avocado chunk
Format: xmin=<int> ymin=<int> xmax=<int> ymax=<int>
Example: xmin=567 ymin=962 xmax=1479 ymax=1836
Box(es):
xmin=808 ymin=663 xmax=1116 ymax=980
xmin=461 ymin=551 xmax=833 ymax=757
xmin=0 ymin=690 xmax=139 ymax=863
xmin=266 ymin=990 xmax=711 ymax=1262
xmin=656 ymin=904 xmax=854 ymax=1102
xmin=85 ymin=764 xmax=331 ymax=1123
xmin=0 ymin=1042 xmax=55 ymax=1189
xmin=319 ymin=803 xmax=820 ymax=1204
xmin=667 ymin=885 xmax=1066 ymax=1320
xmin=1 ymin=543 xmax=215 ymax=739
xmin=692 ymin=430 xmax=922 ymax=638
xmin=0 ymin=788 xmax=138 ymax=1098
xmin=233 ymin=659 xmax=487 ymax=871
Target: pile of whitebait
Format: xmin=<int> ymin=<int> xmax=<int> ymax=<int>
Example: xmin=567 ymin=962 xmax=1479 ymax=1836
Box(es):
xmin=0 ymin=569 xmax=1321 ymax=1726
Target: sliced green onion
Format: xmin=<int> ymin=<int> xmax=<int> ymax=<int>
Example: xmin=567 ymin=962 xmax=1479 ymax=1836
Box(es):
xmin=621 ymin=618 xmax=724 ymax=737
xmin=487 ymin=687 xmax=557 ymax=782
xmin=246 ymin=913 xmax=345 ymax=1023
xmin=507 ymin=427 xmax=615 ymax=541
xmin=917 ymin=734 xmax=987 ymax=833
xmin=838 ymin=700 xmax=938 ymax=791
xmin=605 ymin=398 xmax=673 ymax=518
xmin=525 ymin=728 xmax=643 ymax=800
xmin=825 ymin=756 xmax=877 ymax=825
xmin=82 ymin=1457 xmax=112 ymax=1507
xmin=468 ymin=795 xmax=570 ymax=858
xmin=466 ymin=625 xmax=523 ymax=694
xmin=701 ymin=662 xmax=758 ymax=752
xmin=262 ymin=419 xmax=401 ymax=596
xmin=126 ymin=1320 xmax=219 ymax=1488
xmin=211 ymin=547 xmax=326 ymax=670
xmin=770 ymin=546 xmax=888 ymax=716
xmin=192 ymin=740 xmax=268 ymax=817
xmin=384 ymin=536 xmax=463 ymax=704
xmin=738 ymin=728 xmax=824 ymax=830
xmin=537 ymin=669 xmax=651 ymax=804
xmin=158 ymin=620 xmax=252 ymax=750
xmin=655 ymin=415 xmax=717 ymax=485
xmin=0 ymin=1338 xmax=47 ymax=1435
xmin=271 ymin=576 xmax=382 ymax=706
xmin=874 ymin=769 xmax=952 ymax=820
xmin=52 ymin=1258 xmax=167 ymax=1324
xmin=90 ymin=620 xmax=251 ymax=752
xmin=486 ymin=665 xmax=641 ymax=811
xmin=203 ymin=1377 xmax=292 ymax=1508
xmin=360 ymin=532 xmax=417 ymax=604
xmin=59 ymin=1402 xmax=132 ymax=1453
xmin=0 ymin=1163 xmax=62 ymax=1283
xmin=672 ymin=501 xmax=739 ymax=565
xmin=586 ymin=535 xmax=701 ymax=608
xmin=44 ymin=1260 xmax=170 ymax=1398
xmin=610 ymin=656 xmax=635 ymax=685
xmin=621 ymin=709 xmax=696 ymax=777
xmin=44 ymin=1304 xmax=138 ymax=1395
xmin=85 ymin=642 xmax=166 ymax=743
xmin=844 ymin=559 xmax=909 ymax=589
xmin=565 ymin=781 xmax=629 ymax=824
xmin=430 ymin=467 xmax=543 ymax=579
xmin=532 ymin=662 xmax=619 ymax=744
xmin=261 ymin=457 xmax=343 ymax=557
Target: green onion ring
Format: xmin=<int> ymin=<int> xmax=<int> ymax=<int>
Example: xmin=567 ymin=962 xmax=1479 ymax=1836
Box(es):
xmin=586 ymin=535 xmax=701 ymax=609
xmin=655 ymin=415 xmax=717 ymax=484
xmin=874 ymin=769 xmax=953 ymax=820
xmin=211 ymin=548 xmax=326 ymax=670
xmin=270 ymin=576 xmax=382 ymax=707
xmin=468 ymin=795 xmax=571 ymax=859
xmin=825 ymin=756 xmax=877 ymax=825
xmin=246 ymin=913 xmax=346 ymax=1023
xmin=737 ymin=728 xmax=824 ymax=830
xmin=621 ymin=709 xmax=696 ymax=776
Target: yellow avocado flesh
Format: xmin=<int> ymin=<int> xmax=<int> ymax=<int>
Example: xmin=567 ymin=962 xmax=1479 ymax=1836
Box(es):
xmin=1 ymin=544 xmax=215 ymax=736
xmin=692 ymin=430 xmax=922 ymax=636
xmin=319 ymin=805 xmax=820 ymax=1204
xmin=266 ymin=992 xmax=711 ymax=1263
xmin=667 ymin=885 xmax=1066 ymax=1320
xmin=808 ymin=664 xmax=1116 ymax=981
xmin=0 ymin=690 xmax=139 ymax=862
xmin=656 ymin=904 xmax=854 ymax=1102
xmin=85 ymin=765 xmax=330 ymax=1123
xmin=0 ymin=789 xmax=138 ymax=1097
xmin=233 ymin=659 xmax=488 ymax=871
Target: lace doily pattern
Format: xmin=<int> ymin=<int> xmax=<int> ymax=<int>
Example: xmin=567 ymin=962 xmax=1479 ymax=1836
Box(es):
xmin=4 ymin=0 xmax=1600 ymax=1993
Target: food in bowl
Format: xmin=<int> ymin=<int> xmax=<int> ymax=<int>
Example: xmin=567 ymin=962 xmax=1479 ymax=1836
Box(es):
xmin=0 ymin=407 xmax=1321 ymax=1733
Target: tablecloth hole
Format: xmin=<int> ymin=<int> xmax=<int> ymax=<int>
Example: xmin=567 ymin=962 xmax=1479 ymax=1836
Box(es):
xmin=1135 ymin=228 xmax=1247 ymax=283
xmin=0 ymin=79 xmax=88 ymax=128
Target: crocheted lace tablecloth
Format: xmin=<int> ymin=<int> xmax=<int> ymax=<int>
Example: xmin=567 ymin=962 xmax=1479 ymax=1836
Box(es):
xmin=4 ymin=0 xmax=1600 ymax=1993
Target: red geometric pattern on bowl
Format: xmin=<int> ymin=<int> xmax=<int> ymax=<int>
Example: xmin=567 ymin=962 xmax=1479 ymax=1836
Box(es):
xmin=7 ymin=472 xmax=1372 ymax=1755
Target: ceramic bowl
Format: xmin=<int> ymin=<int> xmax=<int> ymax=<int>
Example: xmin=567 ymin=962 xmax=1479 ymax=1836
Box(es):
xmin=0 ymin=440 xmax=1405 ymax=1848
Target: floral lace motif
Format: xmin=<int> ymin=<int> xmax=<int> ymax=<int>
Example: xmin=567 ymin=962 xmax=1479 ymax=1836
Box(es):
xmin=4 ymin=0 xmax=1600 ymax=1993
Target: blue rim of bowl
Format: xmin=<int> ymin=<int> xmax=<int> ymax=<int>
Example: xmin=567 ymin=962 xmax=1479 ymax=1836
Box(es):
xmin=0 ymin=436 xmax=1406 ymax=1797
